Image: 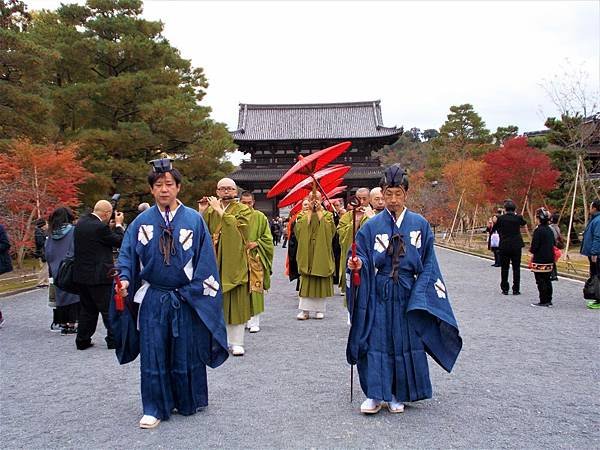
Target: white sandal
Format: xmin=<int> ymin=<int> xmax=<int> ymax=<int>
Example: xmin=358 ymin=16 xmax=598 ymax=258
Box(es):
xmin=139 ymin=415 xmax=161 ymax=429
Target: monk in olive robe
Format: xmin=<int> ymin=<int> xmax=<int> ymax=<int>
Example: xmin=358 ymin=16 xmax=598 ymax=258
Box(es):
xmin=200 ymin=178 xmax=252 ymax=355
xmin=240 ymin=191 xmax=274 ymax=332
xmin=337 ymin=188 xmax=374 ymax=294
xmin=295 ymin=192 xmax=336 ymax=320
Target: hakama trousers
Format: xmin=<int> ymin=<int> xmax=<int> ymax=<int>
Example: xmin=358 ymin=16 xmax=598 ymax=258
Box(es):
xmin=357 ymin=278 xmax=432 ymax=403
xmin=139 ymin=290 xmax=209 ymax=420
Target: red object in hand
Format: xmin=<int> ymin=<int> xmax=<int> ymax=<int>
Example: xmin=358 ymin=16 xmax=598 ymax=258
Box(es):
xmin=108 ymin=268 xmax=125 ymax=312
xmin=351 ymin=242 xmax=361 ymax=286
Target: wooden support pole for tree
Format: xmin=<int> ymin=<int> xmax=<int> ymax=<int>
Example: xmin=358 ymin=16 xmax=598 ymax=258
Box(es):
xmin=558 ymin=181 xmax=575 ymax=223
xmin=447 ymin=190 xmax=465 ymax=242
xmin=578 ymin=155 xmax=589 ymax=226
xmin=564 ymin=157 xmax=581 ymax=260
xmin=468 ymin=203 xmax=479 ymax=247
xmin=581 ymin=161 xmax=600 ymax=199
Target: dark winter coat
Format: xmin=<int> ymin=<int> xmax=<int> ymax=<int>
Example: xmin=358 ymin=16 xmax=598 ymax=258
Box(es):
xmin=530 ymin=224 xmax=555 ymax=264
xmin=45 ymin=225 xmax=79 ymax=306
xmin=73 ymin=214 xmax=123 ymax=285
xmin=496 ymin=212 xmax=527 ymax=253
xmin=0 ymin=224 xmax=13 ymax=275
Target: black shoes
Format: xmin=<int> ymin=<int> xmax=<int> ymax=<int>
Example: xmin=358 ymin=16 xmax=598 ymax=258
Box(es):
xmin=61 ymin=326 xmax=77 ymax=335
xmin=512 ymin=291 xmax=521 ymax=295
xmin=531 ymin=302 xmax=552 ymax=307
xmin=76 ymin=341 xmax=94 ymax=350
xmin=502 ymin=291 xmax=509 ymax=295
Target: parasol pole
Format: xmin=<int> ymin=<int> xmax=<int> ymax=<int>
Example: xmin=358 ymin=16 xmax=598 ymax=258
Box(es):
xmin=312 ymin=174 xmax=335 ymax=209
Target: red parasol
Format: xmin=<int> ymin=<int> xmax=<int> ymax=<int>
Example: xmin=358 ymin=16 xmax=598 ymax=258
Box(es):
xmin=267 ymin=141 xmax=352 ymax=198
xmin=278 ymin=167 xmax=348 ymax=207
xmin=325 ymin=185 xmax=347 ymax=198
xmin=277 ymin=165 xmax=350 ymax=208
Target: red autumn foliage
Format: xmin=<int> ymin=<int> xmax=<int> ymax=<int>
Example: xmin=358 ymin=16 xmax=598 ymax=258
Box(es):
xmin=483 ymin=136 xmax=560 ymax=222
xmin=0 ymin=139 xmax=91 ymax=267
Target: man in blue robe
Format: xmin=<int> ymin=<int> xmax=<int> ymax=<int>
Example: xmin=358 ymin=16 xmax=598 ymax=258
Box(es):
xmin=111 ymin=158 xmax=229 ymax=429
xmin=347 ymin=164 xmax=462 ymax=414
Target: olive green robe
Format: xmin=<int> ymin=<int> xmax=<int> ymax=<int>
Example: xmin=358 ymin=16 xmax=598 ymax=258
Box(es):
xmin=248 ymin=209 xmax=274 ymax=316
xmin=204 ymin=201 xmax=252 ymax=325
xmin=295 ymin=210 xmax=335 ymax=298
xmin=337 ymin=210 xmax=370 ymax=293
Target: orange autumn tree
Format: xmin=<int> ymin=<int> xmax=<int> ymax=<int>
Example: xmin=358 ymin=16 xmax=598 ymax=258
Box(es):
xmin=483 ymin=136 xmax=560 ymax=224
xmin=407 ymin=170 xmax=452 ymax=228
xmin=442 ymin=159 xmax=488 ymax=236
xmin=0 ymin=139 xmax=91 ymax=267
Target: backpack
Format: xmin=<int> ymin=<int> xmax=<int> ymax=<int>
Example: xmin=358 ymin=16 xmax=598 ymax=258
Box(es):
xmin=54 ymin=240 xmax=79 ymax=294
xmin=55 ymin=255 xmax=79 ymax=294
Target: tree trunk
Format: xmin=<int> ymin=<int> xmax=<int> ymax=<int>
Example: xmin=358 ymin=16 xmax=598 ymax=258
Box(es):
xmin=16 ymin=208 xmax=36 ymax=269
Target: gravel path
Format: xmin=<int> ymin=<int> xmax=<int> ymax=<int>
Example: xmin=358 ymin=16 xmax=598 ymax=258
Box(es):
xmin=0 ymin=246 xmax=598 ymax=449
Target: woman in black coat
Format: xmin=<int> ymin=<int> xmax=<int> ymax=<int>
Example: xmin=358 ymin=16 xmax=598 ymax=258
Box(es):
xmin=0 ymin=224 xmax=12 ymax=276
xmin=0 ymin=223 xmax=13 ymax=327
xmin=45 ymin=207 xmax=79 ymax=333
xmin=529 ymin=208 xmax=556 ymax=307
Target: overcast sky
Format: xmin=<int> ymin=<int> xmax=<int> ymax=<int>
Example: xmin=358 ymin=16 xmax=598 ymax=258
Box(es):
xmin=28 ymin=0 xmax=600 ymax=136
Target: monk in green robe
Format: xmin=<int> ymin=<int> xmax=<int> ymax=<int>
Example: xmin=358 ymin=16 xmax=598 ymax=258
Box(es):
xmin=199 ymin=178 xmax=252 ymax=356
xmin=337 ymin=187 xmax=375 ymax=294
xmin=295 ymin=191 xmax=336 ymax=320
xmin=240 ymin=191 xmax=273 ymax=333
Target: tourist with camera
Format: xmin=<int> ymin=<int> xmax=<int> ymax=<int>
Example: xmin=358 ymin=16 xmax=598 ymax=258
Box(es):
xmin=72 ymin=200 xmax=124 ymax=350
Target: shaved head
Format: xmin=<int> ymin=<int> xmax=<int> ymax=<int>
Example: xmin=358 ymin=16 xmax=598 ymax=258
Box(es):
xmin=217 ymin=178 xmax=236 ymax=189
xmin=216 ymin=177 xmax=238 ymax=202
xmin=93 ymin=199 xmax=113 ymax=224
xmin=94 ymin=200 xmax=112 ymax=214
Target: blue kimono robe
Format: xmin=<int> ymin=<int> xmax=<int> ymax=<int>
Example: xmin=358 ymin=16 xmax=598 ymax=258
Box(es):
xmin=110 ymin=204 xmax=229 ymax=420
xmin=346 ymin=208 xmax=462 ymax=403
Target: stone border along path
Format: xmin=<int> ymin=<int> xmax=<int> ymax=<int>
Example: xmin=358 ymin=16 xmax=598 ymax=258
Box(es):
xmin=0 ymin=246 xmax=598 ymax=449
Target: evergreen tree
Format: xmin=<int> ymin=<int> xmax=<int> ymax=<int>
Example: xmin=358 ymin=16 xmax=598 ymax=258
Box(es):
xmin=438 ymin=104 xmax=492 ymax=145
xmin=27 ymin=0 xmax=233 ymax=216
xmin=0 ymin=0 xmax=56 ymax=144
xmin=493 ymin=125 xmax=519 ymax=145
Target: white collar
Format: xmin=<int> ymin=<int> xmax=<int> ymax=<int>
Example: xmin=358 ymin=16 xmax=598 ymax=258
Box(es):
xmin=386 ymin=207 xmax=407 ymax=228
xmin=157 ymin=200 xmax=182 ymax=223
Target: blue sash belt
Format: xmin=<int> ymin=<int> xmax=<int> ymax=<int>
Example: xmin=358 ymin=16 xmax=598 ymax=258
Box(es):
xmin=147 ymin=282 xmax=189 ymax=338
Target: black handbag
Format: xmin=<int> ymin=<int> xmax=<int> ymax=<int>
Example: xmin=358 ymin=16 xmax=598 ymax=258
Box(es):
xmin=55 ymin=255 xmax=80 ymax=294
xmin=583 ymin=275 xmax=600 ymax=300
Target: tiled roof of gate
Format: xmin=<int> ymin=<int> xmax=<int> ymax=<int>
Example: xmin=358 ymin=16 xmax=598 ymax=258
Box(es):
xmin=230 ymin=165 xmax=383 ymax=182
xmin=231 ymin=101 xmax=402 ymax=141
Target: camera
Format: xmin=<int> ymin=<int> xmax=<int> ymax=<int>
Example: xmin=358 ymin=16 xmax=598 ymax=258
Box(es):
xmin=110 ymin=193 xmax=121 ymax=221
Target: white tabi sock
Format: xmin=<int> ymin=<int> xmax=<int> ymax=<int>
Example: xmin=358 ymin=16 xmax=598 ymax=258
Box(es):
xmin=226 ymin=323 xmax=245 ymax=347
xmin=247 ymin=315 xmax=260 ymax=329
